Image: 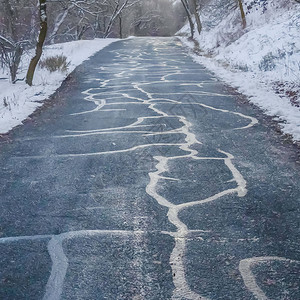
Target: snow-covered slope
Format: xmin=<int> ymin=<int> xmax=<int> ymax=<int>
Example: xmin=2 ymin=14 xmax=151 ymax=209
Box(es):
xmin=0 ymin=38 xmax=118 ymax=134
xmin=179 ymin=0 xmax=300 ymax=141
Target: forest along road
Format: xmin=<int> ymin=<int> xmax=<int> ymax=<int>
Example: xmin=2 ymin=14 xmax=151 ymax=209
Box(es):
xmin=0 ymin=37 xmax=299 ymax=300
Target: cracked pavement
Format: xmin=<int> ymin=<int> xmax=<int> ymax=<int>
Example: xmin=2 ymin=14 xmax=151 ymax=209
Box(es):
xmin=0 ymin=37 xmax=299 ymax=300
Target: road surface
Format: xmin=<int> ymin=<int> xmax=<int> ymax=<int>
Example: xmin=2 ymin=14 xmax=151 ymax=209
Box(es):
xmin=0 ymin=38 xmax=299 ymax=299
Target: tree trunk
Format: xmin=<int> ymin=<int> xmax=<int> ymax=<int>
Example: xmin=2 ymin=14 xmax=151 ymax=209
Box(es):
xmin=49 ymin=6 xmax=72 ymax=44
xmin=181 ymin=0 xmax=194 ymax=39
xmin=3 ymin=0 xmax=16 ymax=40
xmin=190 ymin=0 xmax=202 ymax=34
xmin=0 ymin=36 xmax=23 ymax=83
xmin=76 ymin=25 xmax=86 ymax=40
xmin=237 ymin=0 xmax=246 ymax=29
xmin=104 ymin=0 xmax=129 ymax=38
xmin=26 ymin=0 xmax=47 ymax=86
xmin=104 ymin=3 xmax=120 ymax=38
xmin=119 ymin=15 xmax=123 ymax=38
xmin=10 ymin=44 xmax=23 ymax=83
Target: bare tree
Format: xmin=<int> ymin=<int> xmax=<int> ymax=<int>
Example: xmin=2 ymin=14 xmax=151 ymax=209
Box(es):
xmin=0 ymin=35 xmax=23 ymax=83
xmin=46 ymin=0 xmax=102 ymax=42
xmin=237 ymin=0 xmax=246 ymax=29
xmin=190 ymin=0 xmax=202 ymax=34
xmin=103 ymin=0 xmax=140 ymax=38
xmin=2 ymin=0 xmax=17 ymax=40
xmin=118 ymin=14 xmax=123 ymax=38
xmin=26 ymin=0 xmax=48 ymax=86
xmin=45 ymin=0 xmax=139 ymax=41
xmin=48 ymin=3 xmax=74 ymax=43
xmin=0 ymin=0 xmax=26 ymax=83
xmin=180 ymin=0 xmax=195 ymax=38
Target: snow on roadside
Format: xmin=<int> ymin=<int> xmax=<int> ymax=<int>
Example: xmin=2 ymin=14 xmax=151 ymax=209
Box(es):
xmin=0 ymin=38 xmax=118 ymax=134
xmin=178 ymin=0 xmax=300 ymax=142
xmin=181 ymin=37 xmax=300 ymax=140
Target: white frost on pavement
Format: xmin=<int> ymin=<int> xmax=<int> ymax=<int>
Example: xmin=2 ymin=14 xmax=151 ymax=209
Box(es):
xmin=179 ymin=0 xmax=300 ymax=141
xmin=0 ymin=38 xmax=118 ymax=134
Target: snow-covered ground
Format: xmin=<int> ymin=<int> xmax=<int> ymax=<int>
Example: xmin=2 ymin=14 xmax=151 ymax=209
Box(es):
xmin=179 ymin=0 xmax=300 ymax=141
xmin=0 ymin=38 xmax=118 ymax=134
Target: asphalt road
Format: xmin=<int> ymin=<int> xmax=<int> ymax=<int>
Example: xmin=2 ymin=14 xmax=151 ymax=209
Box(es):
xmin=0 ymin=37 xmax=299 ymax=300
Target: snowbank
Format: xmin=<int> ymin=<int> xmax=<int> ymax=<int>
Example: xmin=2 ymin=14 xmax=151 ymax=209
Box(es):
xmin=0 ymin=38 xmax=118 ymax=134
xmin=178 ymin=0 xmax=300 ymax=141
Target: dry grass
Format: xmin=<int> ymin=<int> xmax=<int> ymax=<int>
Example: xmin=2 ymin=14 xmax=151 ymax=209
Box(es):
xmin=39 ymin=55 xmax=70 ymax=73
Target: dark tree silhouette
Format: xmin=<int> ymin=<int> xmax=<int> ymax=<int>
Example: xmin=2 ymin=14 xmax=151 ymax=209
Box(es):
xmin=237 ymin=0 xmax=246 ymax=29
xmin=26 ymin=0 xmax=48 ymax=86
xmin=181 ymin=0 xmax=195 ymax=39
xmin=190 ymin=0 xmax=202 ymax=34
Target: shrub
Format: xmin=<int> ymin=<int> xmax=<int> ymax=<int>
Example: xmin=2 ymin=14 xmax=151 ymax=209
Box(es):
xmin=259 ymin=52 xmax=277 ymax=71
xmin=39 ymin=54 xmax=70 ymax=73
xmin=3 ymin=97 xmax=8 ymax=107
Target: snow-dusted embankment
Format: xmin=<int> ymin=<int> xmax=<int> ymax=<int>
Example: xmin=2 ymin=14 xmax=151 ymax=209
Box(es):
xmin=179 ymin=0 xmax=300 ymax=141
xmin=0 ymin=38 xmax=118 ymax=134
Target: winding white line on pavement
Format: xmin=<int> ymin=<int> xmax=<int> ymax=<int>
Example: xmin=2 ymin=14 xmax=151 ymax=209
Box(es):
xmin=134 ymin=81 xmax=240 ymax=299
xmin=3 ymin=40 xmax=265 ymax=299
xmin=43 ymin=230 xmax=134 ymax=300
xmin=0 ymin=234 xmax=53 ymax=243
xmin=239 ymin=256 xmax=300 ymax=300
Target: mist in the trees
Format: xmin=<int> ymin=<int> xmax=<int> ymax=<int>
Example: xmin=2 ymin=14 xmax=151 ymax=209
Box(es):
xmin=0 ymin=0 xmax=185 ymax=46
